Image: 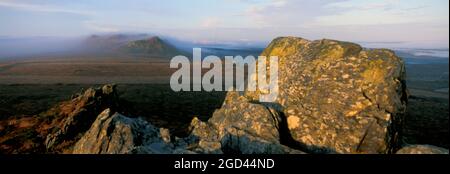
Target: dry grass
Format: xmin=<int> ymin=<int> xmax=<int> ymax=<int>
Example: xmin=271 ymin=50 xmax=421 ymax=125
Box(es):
xmin=0 ymin=58 xmax=175 ymax=84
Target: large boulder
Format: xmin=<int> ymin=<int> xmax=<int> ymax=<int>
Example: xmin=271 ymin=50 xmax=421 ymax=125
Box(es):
xmin=245 ymin=37 xmax=408 ymax=153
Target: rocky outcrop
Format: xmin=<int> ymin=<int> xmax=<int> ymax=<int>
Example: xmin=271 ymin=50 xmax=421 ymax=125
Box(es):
xmin=72 ymin=109 xmax=175 ymax=154
xmin=185 ymin=92 xmax=303 ymax=154
xmin=72 ymin=93 xmax=303 ymax=154
xmin=245 ymin=37 xmax=408 ymax=153
xmin=0 ymin=84 xmax=122 ymax=154
xmin=44 ymin=84 xmax=120 ymax=152
xmin=396 ymin=145 xmax=449 ymax=154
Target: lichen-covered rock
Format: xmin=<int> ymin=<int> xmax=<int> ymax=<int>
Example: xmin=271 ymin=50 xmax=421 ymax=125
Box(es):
xmin=73 ymin=109 xmax=175 ymax=154
xmin=45 ymin=84 xmax=120 ymax=152
xmin=210 ymin=92 xmax=281 ymax=143
xmin=246 ymin=37 xmax=408 ymax=154
xmin=72 ymin=104 xmax=301 ymax=154
xmin=186 ymin=92 xmax=303 ymax=154
xmin=0 ymin=84 xmax=121 ymax=154
xmin=396 ymin=145 xmax=449 ymax=154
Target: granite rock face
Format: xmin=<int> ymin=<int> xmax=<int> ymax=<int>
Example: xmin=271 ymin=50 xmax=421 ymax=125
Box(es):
xmin=185 ymin=92 xmax=303 ymax=154
xmin=72 ymin=109 xmax=175 ymax=154
xmin=245 ymin=37 xmax=408 ymax=153
xmin=45 ymin=84 xmax=120 ymax=152
xmin=72 ymin=93 xmax=303 ymax=154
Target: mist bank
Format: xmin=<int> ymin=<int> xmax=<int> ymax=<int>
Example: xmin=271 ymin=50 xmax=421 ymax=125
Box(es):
xmin=394 ymin=49 xmax=449 ymax=64
xmin=0 ymin=34 xmax=448 ymax=65
xmin=0 ymin=34 xmax=266 ymax=60
xmin=0 ymin=36 xmax=83 ymax=59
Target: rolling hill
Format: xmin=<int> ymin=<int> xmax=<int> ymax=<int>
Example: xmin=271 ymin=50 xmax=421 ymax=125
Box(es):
xmin=80 ymin=34 xmax=184 ymax=58
xmin=120 ymin=36 xmax=184 ymax=58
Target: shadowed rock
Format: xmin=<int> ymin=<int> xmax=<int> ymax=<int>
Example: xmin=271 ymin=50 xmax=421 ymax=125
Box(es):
xmin=0 ymin=84 xmax=122 ymax=153
xmin=45 ymin=84 xmax=120 ymax=152
xmin=73 ymin=109 xmax=174 ymax=154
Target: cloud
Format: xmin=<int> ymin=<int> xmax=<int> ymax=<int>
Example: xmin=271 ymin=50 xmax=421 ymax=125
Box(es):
xmin=0 ymin=0 xmax=92 ymax=15
xmin=312 ymin=0 xmax=438 ymax=26
xmin=242 ymin=0 xmax=348 ymax=28
xmin=238 ymin=0 xmax=444 ymax=28
xmin=201 ymin=17 xmax=222 ymax=28
xmin=0 ymin=0 xmax=446 ymax=48
xmin=271 ymin=0 xmax=288 ymax=7
xmin=83 ymin=21 xmax=120 ymax=33
xmin=242 ymin=0 xmax=290 ymax=27
xmin=325 ymin=0 xmax=399 ymax=11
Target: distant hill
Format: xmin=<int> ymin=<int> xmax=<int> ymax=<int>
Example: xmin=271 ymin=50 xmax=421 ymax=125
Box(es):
xmin=120 ymin=36 xmax=184 ymax=58
xmin=81 ymin=34 xmax=150 ymax=54
xmin=79 ymin=34 xmax=184 ymax=58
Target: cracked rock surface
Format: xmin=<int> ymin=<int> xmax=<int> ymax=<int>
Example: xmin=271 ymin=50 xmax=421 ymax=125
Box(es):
xmin=245 ymin=37 xmax=408 ymax=153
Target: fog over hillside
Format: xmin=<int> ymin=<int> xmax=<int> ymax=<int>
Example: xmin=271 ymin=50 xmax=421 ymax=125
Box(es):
xmin=0 ymin=34 xmax=268 ymax=60
xmin=1 ymin=34 xmax=448 ymax=66
xmin=0 ymin=36 xmax=82 ymax=59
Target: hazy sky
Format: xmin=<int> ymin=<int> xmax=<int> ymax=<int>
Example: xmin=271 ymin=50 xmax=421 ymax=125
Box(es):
xmin=0 ymin=0 xmax=448 ymax=48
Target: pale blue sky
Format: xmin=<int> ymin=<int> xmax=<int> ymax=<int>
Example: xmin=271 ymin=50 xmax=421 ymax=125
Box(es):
xmin=0 ymin=0 xmax=448 ymax=48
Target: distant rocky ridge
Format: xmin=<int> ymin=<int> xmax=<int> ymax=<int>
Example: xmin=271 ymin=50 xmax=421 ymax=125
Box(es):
xmin=0 ymin=36 xmax=448 ymax=154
